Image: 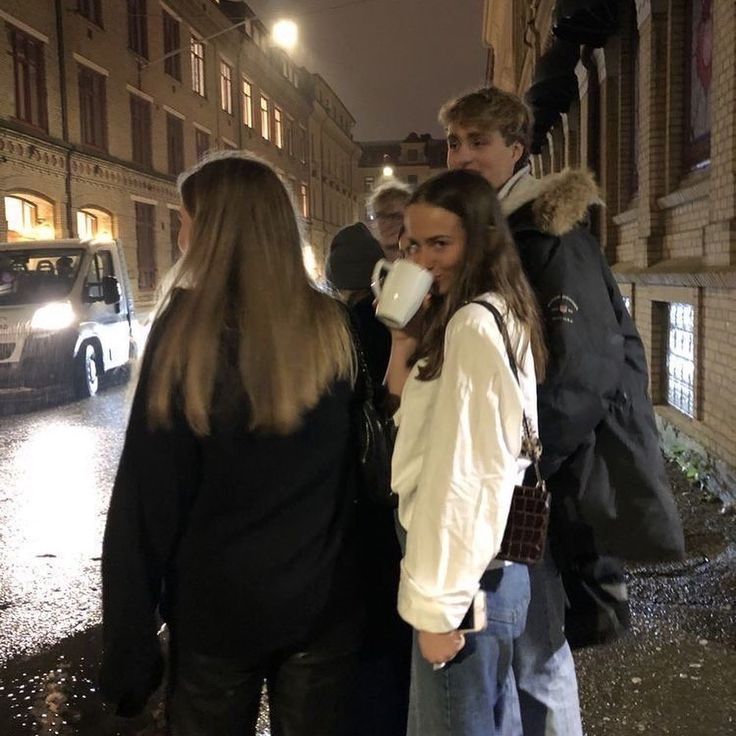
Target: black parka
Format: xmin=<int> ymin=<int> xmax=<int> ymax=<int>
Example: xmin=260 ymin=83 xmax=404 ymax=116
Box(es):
xmin=503 ymin=169 xmax=684 ymax=565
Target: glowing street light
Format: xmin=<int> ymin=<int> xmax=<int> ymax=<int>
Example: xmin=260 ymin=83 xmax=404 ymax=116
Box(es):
xmin=272 ymin=19 xmax=298 ymax=51
xmin=382 ymin=165 xmax=394 ymax=177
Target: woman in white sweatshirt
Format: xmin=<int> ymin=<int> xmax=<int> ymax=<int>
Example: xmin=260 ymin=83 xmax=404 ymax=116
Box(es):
xmin=385 ymin=169 xmax=547 ymax=736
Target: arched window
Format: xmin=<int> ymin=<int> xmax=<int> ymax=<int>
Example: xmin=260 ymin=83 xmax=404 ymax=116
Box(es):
xmin=683 ymin=0 xmax=712 ymax=170
xmin=4 ymin=193 xmax=55 ymax=241
xmin=76 ymin=206 xmax=113 ymax=240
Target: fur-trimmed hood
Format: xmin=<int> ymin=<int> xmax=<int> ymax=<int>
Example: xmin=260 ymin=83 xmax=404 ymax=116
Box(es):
xmin=500 ymin=168 xmax=603 ymax=237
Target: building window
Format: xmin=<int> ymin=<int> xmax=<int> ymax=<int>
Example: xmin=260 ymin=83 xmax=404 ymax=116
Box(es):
xmin=127 ymin=0 xmax=148 ymax=59
xmin=77 ymin=210 xmax=97 ymax=239
xmin=364 ymin=176 xmax=374 ymax=193
xmin=169 ymin=209 xmax=181 ymax=264
xmin=285 ymin=116 xmax=294 ymax=156
xmin=130 ymin=94 xmax=152 ymax=167
xmin=190 ymin=37 xmax=205 ymax=96
xmin=134 ymin=202 xmax=157 ymax=290
xmin=407 ymin=148 xmax=418 ymax=162
xmin=684 ymin=0 xmax=712 ymax=170
xmin=219 ymin=60 xmax=233 ymax=114
xmin=5 ymin=196 xmax=37 ymax=240
xmin=78 ymin=0 xmax=103 ymax=25
xmin=195 ymin=128 xmax=210 ymax=160
xmin=407 ymin=174 xmax=418 ymax=187
xmin=7 ymin=25 xmax=48 ymax=131
xmin=77 ymin=207 xmax=112 ymax=239
xmin=166 ymin=113 xmax=184 ymax=175
xmin=260 ymin=96 xmax=270 ymax=141
xmin=299 ymin=183 xmax=309 ymax=218
xmin=667 ymin=302 xmax=696 ymax=418
xmin=274 ymin=107 xmax=283 ymax=148
xmin=300 ymin=126 xmax=308 ymax=164
xmin=622 ymin=295 xmax=632 ymax=313
xmin=242 ymin=78 xmax=253 ymax=127
xmin=78 ymin=65 xmax=107 ymax=150
xmin=163 ymin=10 xmax=181 ymax=81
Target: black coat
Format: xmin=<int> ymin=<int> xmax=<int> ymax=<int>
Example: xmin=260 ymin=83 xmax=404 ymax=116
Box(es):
xmin=505 ymin=170 xmax=684 ymax=565
xmin=100 ymin=290 xmax=361 ymax=715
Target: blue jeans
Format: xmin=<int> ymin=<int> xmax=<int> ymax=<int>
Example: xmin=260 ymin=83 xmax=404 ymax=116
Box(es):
xmin=407 ymin=564 xmax=530 ymax=736
xmin=512 ymin=549 xmax=583 ymax=736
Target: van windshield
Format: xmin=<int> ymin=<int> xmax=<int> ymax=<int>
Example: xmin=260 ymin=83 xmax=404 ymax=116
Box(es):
xmin=0 ymin=249 xmax=85 ymax=306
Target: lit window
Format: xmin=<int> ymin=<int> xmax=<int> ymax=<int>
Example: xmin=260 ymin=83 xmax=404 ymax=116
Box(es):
xmin=299 ymin=183 xmax=309 ymax=218
xmin=190 ymin=37 xmax=205 ymax=96
xmin=219 ymin=60 xmax=232 ymax=114
xmin=5 ymin=196 xmax=37 ymax=238
xmin=77 ymin=210 xmax=97 ymax=239
xmin=4 ymin=195 xmax=55 ymax=241
xmin=274 ymin=107 xmax=283 ymax=148
xmin=667 ymin=302 xmax=696 ymax=417
xmin=242 ymin=78 xmax=253 ymax=127
xmin=260 ymin=96 xmax=270 ymax=141
xmin=77 ymin=207 xmax=112 ymax=239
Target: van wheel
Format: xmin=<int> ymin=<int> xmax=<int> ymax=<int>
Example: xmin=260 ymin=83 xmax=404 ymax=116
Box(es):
xmin=74 ymin=343 xmax=100 ymax=398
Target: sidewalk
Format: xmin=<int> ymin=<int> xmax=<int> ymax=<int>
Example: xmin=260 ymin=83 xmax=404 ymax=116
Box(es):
xmin=0 ymin=463 xmax=733 ymax=735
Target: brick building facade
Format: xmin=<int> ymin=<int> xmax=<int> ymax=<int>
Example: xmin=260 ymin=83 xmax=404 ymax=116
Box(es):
xmin=484 ymin=0 xmax=735 ymax=496
xmin=0 ymin=0 xmax=361 ymax=310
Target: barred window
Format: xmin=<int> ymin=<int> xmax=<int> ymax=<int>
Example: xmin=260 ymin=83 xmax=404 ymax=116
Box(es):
xmin=667 ymin=302 xmax=696 ymax=417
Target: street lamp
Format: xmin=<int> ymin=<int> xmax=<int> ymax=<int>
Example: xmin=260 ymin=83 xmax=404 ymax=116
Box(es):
xmin=272 ymin=19 xmax=298 ymax=51
xmin=382 ymin=165 xmax=394 ymax=177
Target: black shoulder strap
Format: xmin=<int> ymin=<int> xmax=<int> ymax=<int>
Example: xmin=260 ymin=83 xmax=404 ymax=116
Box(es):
xmin=471 ymin=300 xmax=543 ymax=481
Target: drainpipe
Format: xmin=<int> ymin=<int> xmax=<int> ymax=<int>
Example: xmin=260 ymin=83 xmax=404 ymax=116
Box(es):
xmin=54 ymin=0 xmax=74 ymax=237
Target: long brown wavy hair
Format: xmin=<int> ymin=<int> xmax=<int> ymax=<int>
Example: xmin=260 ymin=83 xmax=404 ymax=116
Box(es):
xmin=409 ymin=169 xmax=547 ymax=382
xmin=148 ymin=152 xmax=354 ymax=435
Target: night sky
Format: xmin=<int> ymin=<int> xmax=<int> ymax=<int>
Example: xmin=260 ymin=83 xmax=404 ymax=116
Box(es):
xmin=244 ymin=0 xmax=486 ymax=141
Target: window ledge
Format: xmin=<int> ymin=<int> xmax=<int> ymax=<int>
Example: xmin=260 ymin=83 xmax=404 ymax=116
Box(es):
xmin=658 ymin=177 xmax=709 ymax=211
xmin=612 ymin=207 xmax=638 ymax=226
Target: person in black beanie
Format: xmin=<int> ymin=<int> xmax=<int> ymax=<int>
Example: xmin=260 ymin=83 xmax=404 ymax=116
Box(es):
xmin=327 ymin=222 xmax=391 ymax=390
xmin=327 ymin=222 xmax=411 ymax=736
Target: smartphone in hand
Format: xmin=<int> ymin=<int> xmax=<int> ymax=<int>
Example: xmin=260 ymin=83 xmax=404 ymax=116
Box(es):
xmin=457 ymin=591 xmax=487 ymax=633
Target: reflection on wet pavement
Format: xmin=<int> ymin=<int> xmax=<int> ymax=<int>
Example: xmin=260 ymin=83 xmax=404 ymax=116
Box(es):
xmin=1 ymin=388 xmax=734 ymax=734
xmin=0 ymin=386 xmax=130 ymax=666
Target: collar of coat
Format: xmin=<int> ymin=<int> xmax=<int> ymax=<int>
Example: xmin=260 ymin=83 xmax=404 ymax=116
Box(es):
xmin=500 ymin=167 xmax=604 ymax=237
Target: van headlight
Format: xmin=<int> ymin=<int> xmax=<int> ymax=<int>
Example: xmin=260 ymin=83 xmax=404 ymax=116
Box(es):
xmin=31 ymin=302 xmax=76 ymax=332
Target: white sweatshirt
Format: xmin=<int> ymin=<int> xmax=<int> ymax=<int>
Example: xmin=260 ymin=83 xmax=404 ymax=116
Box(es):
xmin=393 ymin=294 xmax=538 ymax=633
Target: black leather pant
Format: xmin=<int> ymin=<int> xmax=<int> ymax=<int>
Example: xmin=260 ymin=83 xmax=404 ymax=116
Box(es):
xmin=167 ymin=638 xmax=359 ymax=736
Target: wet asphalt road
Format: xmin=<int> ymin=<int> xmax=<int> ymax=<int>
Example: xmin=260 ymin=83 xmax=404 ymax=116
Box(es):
xmin=0 ymin=386 xmax=734 ymax=735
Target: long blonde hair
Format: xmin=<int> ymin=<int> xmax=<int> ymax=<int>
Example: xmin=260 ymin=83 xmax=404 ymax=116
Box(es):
xmin=148 ymin=152 xmax=354 ymax=436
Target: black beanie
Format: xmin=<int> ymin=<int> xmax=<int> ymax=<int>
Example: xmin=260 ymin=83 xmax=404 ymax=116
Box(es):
xmin=326 ymin=222 xmax=384 ymax=290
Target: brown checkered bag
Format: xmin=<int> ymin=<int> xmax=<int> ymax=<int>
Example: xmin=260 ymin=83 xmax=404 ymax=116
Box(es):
xmin=472 ymin=301 xmax=550 ymax=565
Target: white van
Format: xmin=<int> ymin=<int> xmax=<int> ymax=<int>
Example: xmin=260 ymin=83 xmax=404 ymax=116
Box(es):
xmin=0 ymin=238 xmax=138 ymax=399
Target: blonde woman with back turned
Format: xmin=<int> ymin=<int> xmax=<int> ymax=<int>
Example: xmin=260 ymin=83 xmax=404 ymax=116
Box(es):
xmin=100 ymin=152 xmax=362 ymax=736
